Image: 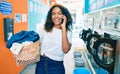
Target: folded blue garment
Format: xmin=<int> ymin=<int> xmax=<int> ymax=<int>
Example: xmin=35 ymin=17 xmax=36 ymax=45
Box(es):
xmin=6 ymin=30 xmax=40 ymax=48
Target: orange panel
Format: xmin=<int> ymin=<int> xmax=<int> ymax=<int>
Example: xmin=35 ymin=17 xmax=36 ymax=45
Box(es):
xmin=0 ymin=0 xmax=28 ymax=74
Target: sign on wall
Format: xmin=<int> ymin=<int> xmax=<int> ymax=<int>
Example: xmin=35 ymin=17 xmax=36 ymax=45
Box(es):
xmin=0 ymin=1 xmax=12 ymax=15
xmin=15 ymin=13 xmax=21 ymax=23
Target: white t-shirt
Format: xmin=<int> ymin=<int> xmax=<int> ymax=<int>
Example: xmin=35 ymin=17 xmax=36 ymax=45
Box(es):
xmin=37 ymin=25 xmax=72 ymax=61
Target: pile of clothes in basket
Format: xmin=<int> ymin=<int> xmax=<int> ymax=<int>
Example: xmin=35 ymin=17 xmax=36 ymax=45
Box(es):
xmin=6 ymin=30 xmax=41 ymax=66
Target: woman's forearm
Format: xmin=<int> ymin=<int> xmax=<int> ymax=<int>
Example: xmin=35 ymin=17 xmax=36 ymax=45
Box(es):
xmin=62 ymin=28 xmax=71 ymax=54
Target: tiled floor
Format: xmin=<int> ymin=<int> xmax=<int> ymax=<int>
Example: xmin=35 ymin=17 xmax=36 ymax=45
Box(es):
xmin=20 ymin=38 xmax=86 ymax=74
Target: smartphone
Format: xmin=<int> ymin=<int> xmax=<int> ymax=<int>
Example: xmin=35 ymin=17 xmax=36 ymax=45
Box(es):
xmin=62 ymin=18 xmax=64 ymax=23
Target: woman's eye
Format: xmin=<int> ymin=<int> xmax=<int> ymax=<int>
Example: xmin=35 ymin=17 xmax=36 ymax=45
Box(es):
xmin=52 ymin=12 xmax=62 ymax=16
xmin=52 ymin=13 xmax=55 ymax=15
xmin=58 ymin=12 xmax=62 ymax=15
xmin=58 ymin=13 xmax=62 ymax=15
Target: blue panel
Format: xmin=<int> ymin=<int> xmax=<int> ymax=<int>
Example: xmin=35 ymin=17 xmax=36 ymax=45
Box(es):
xmin=28 ymin=0 xmax=50 ymax=31
xmin=84 ymin=0 xmax=120 ymax=13
xmin=104 ymin=0 xmax=120 ymax=7
xmin=84 ymin=0 xmax=90 ymax=13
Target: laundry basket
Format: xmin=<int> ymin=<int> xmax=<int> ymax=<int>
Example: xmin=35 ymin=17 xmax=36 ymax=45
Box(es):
xmin=73 ymin=68 xmax=91 ymax=74
xmin=73 ymin=52 xmax=82 ymax=58
xmin=74 ymin=57 xmax=86 ymax=67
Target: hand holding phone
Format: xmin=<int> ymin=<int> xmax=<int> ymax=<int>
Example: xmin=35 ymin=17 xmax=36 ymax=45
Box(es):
xmin=61 ymin=15 xmax=67 ymax=28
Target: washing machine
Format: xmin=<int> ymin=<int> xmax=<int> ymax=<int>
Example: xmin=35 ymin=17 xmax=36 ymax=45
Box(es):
xmin=92 ymin=33 xmax=117 ymax=74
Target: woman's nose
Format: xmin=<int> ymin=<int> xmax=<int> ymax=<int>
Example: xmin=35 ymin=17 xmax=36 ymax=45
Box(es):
xmin=55 ymin=14 xmax=59 ymax=17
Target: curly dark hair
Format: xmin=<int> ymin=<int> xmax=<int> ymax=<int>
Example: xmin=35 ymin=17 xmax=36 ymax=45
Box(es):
xmin=44 ymin=4 xmax=73 ymax=32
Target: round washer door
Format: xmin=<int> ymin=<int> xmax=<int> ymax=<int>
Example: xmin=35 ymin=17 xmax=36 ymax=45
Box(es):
xmin=93 ymin=38 xmax=117 ymax=74
xmin=86 ymin=34 xmax=100 ymax=55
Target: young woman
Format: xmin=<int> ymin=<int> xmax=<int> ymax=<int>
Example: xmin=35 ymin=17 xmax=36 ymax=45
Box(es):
xmin=36 ymin=4 xmax=73 ymax=74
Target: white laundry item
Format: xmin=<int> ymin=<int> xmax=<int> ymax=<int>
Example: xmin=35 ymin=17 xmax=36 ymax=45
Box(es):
xmin=22 ymin=41 xmax=33 ymax=46
xmin=10 ymin=43 xmax=23 ymax=55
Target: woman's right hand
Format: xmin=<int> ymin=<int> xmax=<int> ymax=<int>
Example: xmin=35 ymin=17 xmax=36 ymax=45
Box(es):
xmin=61 ymin=15 xmax=67 ymax=29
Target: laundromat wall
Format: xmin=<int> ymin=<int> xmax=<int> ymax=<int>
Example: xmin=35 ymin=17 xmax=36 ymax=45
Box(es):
xmin=0 ymin=0 xmax=50 ymax=74
xmin=0 ymin=0 xmax=28 ymax=74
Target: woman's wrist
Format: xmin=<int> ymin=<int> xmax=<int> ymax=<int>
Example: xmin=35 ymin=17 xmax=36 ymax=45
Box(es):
xmin=61 ymin=27 xmax=66 ymax=31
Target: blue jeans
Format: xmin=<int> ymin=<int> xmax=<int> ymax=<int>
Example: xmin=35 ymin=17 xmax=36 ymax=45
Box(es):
xmin=35 ymin=56 xmax=65 ymax=74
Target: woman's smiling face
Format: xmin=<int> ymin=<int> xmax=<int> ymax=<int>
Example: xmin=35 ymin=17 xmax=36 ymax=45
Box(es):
xmin=52 ymin=7 xmax=63 ymax=26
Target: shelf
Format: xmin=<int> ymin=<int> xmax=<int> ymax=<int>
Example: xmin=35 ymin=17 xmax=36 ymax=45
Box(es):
xmin=104 ymin=27 xmax=120 ymax=32
xmin=102 ymin=28 xmax=120 ymax=38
